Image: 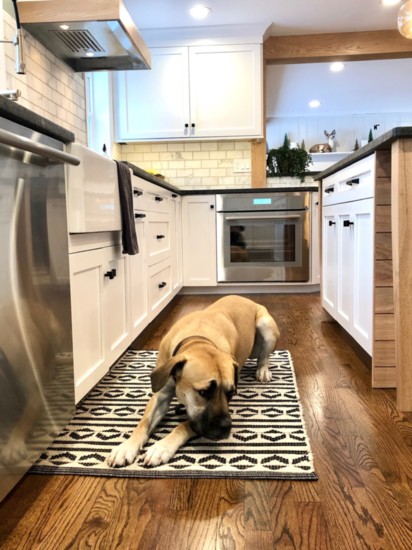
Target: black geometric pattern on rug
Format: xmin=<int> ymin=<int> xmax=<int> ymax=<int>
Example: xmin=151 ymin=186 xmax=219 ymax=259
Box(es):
xmin=29 ymin=350 xmax=318 ymax=480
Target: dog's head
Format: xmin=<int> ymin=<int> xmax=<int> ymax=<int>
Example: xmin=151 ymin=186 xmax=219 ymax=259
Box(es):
xmin=151 ymin=345 xmax=239 ymax=441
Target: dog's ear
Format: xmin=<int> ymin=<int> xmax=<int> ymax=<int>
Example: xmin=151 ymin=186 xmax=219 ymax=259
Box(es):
xmin=151 ymin=354 xmax=187 ymax=393
xmin=233 ymin=361 xmax=240 ymax=388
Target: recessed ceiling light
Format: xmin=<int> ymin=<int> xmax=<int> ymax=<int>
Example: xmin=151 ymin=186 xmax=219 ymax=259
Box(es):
xmin=309 ymin=100 xmax=321 ymax=108
xmin=189 ymin=5 xmax=212 ymax=20
xmin=381 ymin=0 xmax=401 ymax=6
xmin=85 ymin=52 xmax=95 ymax=57
xmin=330 ymin=62 xmax=345 ymax=72
xmin=59 ymin=24 xmax=70 ymax=30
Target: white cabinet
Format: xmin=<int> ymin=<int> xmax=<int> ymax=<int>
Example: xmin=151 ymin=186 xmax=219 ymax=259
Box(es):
xmin=114 ymin=44 xmax=263 ymax=141
xmin=128 ymin=215 xmax=149 ymax=338
xmin=321 ymin=155 xmax=375 ymax=354
xmin=70 ymin=244 xmax=130 ymax=402
xmin=182 ymin=195 xmax=217 ymax=286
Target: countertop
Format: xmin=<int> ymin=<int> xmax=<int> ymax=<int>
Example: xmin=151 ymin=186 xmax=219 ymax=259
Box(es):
xmin=315 ymin=126 xmax=412 ymax=180
xmin=0 ymin=96 xmax=75 ymax=143
xmin=123 ymin=161 xmax=318 ymax=195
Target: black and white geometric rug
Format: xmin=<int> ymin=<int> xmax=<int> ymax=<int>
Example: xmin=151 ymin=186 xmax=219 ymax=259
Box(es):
xmin=30 ymin=350 xmax=317 ymax=480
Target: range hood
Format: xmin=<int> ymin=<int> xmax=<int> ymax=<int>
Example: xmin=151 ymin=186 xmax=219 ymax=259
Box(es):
xmin=18 ymin=0 xmax=151 ymax=72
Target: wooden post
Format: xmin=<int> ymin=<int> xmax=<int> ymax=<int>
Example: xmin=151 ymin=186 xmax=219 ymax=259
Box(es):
xmin=391 ymin=138 xmax=412 ymax=411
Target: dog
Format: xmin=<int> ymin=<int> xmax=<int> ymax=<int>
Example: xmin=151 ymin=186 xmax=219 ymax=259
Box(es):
xmin=107 ymin=295 xmax=280 ymax=468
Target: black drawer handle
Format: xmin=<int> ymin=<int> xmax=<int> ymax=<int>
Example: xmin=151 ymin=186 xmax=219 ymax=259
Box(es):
xmin=343 ymin=220 xmax=354 ymax=227
xmin=155 ymin=196 xmax=164 ymax=202
xmin=325 ymin=187 xmax=334 ymax=194
xmin=158 ymin=281 xmax=167 ymax=289
xmin=346 ymin=178 xmax=360 ymax=186
xmin=134 ymin=212 xmax=146 ymax=219
xmin=133 ymin=188 xmax=143 ymax=196
xmin=328 ymin=220 xmax=336 ymax=226
xmin=104 ymin=268 xmax=117 ymax=280
xmin=172 ymin=193 xmax=178 ymax=198
xmin=156 ymin=234 xmax=165 ymax=239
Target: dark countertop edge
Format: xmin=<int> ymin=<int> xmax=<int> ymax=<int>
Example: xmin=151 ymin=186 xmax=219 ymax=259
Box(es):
xmin=123 ymin=161 xmax=318 ymax=195
xmin=315 ymin=126 xmax=412 ymax=180
xmin=0 ymin=97 xmax=75 ymax=143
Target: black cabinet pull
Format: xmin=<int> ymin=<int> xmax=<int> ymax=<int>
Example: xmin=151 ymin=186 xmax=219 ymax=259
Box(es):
xmin=191 ymin=123 xmax=195 ymax=128
xmin=172 ymin=193 xmax=177 ymax=198
xmin=134 ymin=212 xmax=146 ymax=219
xmin=158 ymin=281 xmax=167 ymax=289
xmin=346 ymin=178 xmax=360 ymax=186
xmin=328 ymin=220 xmax=336 ymax=226
xmin=184 ymin=123 xmax=189 ymax=128
xmin=104 ymin=268 xmax=117 ymax=280
xmin=343 ymin=220 xmax=354 ymax=227
xmin=155 ymin=196 xmax=163 ymax=202
xmin=210 ymin=204 xmax=214 ymax=209
xmin=325 ymin=187 xmax=334 ymax=194
xmin=156 ymin=234 xmax=165 ymax=239
xmin=133 ymin=188 xmax=143 ymax=196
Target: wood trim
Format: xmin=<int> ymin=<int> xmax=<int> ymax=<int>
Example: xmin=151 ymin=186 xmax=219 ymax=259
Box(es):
xmin=251 ymin=58 xmax=267 ymax=188
xmin=374 ymin=287 xmax=394 ymax=314
xmin=392 ymin=138 xmax=412 ymax=411
xmin=264 ymin=30 xmax=412 ymax=64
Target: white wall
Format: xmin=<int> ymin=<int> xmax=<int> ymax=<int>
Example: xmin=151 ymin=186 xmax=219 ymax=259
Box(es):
xmin=1 ymin=5 xmax=87 ymax=143
xmin=266 ymin=59 xmax=412 ymax=152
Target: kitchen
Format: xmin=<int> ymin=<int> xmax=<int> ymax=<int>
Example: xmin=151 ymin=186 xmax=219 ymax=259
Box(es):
xmin=1 ymin=0 xmax=412 ymax=547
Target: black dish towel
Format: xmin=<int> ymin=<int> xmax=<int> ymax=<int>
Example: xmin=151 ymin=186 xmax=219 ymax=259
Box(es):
xmin=115 ymin=161 xmax=139 ymax=255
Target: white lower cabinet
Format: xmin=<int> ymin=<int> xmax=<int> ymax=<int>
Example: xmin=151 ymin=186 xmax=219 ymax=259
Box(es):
xmin=322 ymin=198 xmax=374 ymax=353
xmin=129 ymin=216 xmax=149 ymax=338
xmin=70 ymin=244 xmax=130 ymax=402
xmin=182 ymin=195 xmax=217 ymax=286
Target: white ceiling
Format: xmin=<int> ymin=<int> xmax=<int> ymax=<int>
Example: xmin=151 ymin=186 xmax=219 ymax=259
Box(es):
xmin=125 ymin=1 xmax=412 ymax=118
xmin=126 ymin=0 xmax=401 ymax=35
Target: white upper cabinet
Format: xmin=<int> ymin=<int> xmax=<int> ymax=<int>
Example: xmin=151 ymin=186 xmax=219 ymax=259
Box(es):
xmin=114 ymin=44 xmax=263 ymax=141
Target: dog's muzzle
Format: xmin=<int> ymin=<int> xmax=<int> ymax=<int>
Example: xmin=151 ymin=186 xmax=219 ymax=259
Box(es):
xmin=191 ymin=414 xmax=232 ymax=441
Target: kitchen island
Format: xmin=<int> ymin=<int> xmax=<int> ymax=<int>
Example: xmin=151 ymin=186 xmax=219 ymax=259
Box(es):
xmin=316 ymin=127 xmax=412 ymax=412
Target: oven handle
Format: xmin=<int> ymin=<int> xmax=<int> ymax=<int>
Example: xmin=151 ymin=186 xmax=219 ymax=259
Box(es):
xmin=225 ymin=214 xmax=303 ymax=221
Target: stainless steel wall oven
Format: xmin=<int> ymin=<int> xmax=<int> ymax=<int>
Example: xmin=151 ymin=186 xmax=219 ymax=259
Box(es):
xmin=216 ymin=192 xmax=310 ymax=283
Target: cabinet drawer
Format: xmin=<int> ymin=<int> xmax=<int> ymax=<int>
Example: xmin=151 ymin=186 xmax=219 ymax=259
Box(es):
xmin=148 ymin=260 xmax=172 ymax=318
xmin=323 ymin=154 xmax=375 ymax=205
xmin=147 ymin=212 xmax=171 ymax=266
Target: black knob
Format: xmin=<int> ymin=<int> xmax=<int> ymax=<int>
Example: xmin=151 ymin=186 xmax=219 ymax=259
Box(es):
xmin=172 ymin=193 xmax=177 ymax=198
xmin=156 ymin=234 xmax=165 ymax=239
xmin=210 ymin=205 xmax=214 ymax=209
xmin=133 ymin=188 xmax=143 ymax=196
xmin=104 ymin=268 xmax=116 ymax=280
xmin=158 ymin=281 xmax=167 ymax=289
xmin=184 ymin=123 xmax=189 ymax=128
xmin=134 ymin=212 xmax=146 ymax=219
xmin=328 ymin=220 xmax=336 ymax=226
xmin=343 ymin=220 xmax=354 ymax=227
xmin=155 ymin=196 xmax=163 ymax=202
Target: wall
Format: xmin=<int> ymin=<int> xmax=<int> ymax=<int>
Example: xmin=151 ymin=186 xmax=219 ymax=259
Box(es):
xmin=1 ymin=5 xmax=87 ymax=143
xmin=120 ymin=140 xmax=253 ymax=189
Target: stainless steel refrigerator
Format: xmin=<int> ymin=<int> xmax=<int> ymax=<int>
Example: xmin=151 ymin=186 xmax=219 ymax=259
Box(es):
xmin=0 ymin=116 xmax=79 ymax=501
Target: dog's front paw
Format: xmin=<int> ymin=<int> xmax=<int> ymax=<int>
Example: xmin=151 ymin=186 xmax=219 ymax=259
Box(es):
xmin=0 ymin=439 xmax=28 ymax=466
xmin=143 ymin=442 xmax=175 ymax=467
xmin=107 ymin=440 xmax=141 ymax=468
xmin=256 ymin=366 xmax=272 ymax=383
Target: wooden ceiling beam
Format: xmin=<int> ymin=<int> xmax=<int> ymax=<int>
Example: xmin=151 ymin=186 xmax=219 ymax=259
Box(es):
xmin=264 ymin=30 xmax=412 ymax=64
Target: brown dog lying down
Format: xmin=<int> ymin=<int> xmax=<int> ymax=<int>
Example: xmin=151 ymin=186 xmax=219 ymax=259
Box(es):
xmin=107 ymin=295 xmax=280 ymax=468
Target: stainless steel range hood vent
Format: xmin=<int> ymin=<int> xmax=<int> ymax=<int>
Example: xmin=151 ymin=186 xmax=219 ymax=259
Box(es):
xmin=18 ymin=0 xmax=151 ymax=72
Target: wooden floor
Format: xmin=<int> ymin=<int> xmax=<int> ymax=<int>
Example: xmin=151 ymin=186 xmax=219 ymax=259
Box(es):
xmin=1 ymin=293 xmax=412 ymax=549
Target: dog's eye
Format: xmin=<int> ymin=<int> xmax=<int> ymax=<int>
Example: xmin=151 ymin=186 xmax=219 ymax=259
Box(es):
xmin=198 ymin=389 xmax=207 ymax=398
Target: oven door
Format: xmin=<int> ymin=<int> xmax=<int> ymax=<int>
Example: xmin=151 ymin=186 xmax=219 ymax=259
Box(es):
xmin=217 ymin=210 xmax=310 ymax=282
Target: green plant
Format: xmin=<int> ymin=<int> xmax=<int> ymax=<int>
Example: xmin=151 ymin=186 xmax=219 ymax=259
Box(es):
xmin=266 ymin=134 xmax=312 ymax=181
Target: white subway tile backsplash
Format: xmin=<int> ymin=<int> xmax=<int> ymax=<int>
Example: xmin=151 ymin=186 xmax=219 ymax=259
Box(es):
xmin=119 ymin=139 xmax=252 ymax=189
xmin=2 ymin=11 xmax=86 ymax=144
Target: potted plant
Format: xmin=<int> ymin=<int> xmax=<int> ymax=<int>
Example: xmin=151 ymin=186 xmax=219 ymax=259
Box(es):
xmin=267 ymin=134 xmax=313 ymax=182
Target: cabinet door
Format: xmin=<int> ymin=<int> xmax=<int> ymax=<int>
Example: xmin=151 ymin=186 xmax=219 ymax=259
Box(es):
xmin=189 ymin=44 xmax=263 ymax=138
xmin=70 ymin=247 xmax=107 ymax=402
xmin=103 ymin=245 xmax=130 ymax=364
xmin=321 ymin=206 xmax=338 ymax=316
xmin=182 ymin=196 xmax=217 ymax=286
xmin=114 ymin=47 xmax=190 ymax=141
xmin=129 ymin=218 xmax=149 ymax=338
xmin=170 ymin=195 xmax=183 ymax=291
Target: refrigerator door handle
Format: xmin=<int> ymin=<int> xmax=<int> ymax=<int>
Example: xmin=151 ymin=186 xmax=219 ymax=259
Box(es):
xmin=0 ymin=128 xmax=80 ymax=166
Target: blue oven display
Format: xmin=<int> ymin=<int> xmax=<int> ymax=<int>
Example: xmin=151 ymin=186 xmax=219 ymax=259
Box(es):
xmin=253 ymin=197 xmax=272 ymax=206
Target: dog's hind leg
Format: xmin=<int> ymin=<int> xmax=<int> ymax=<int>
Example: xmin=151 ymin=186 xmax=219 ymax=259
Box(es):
xmin=252 ymin=306 xmax=280 ymax=383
